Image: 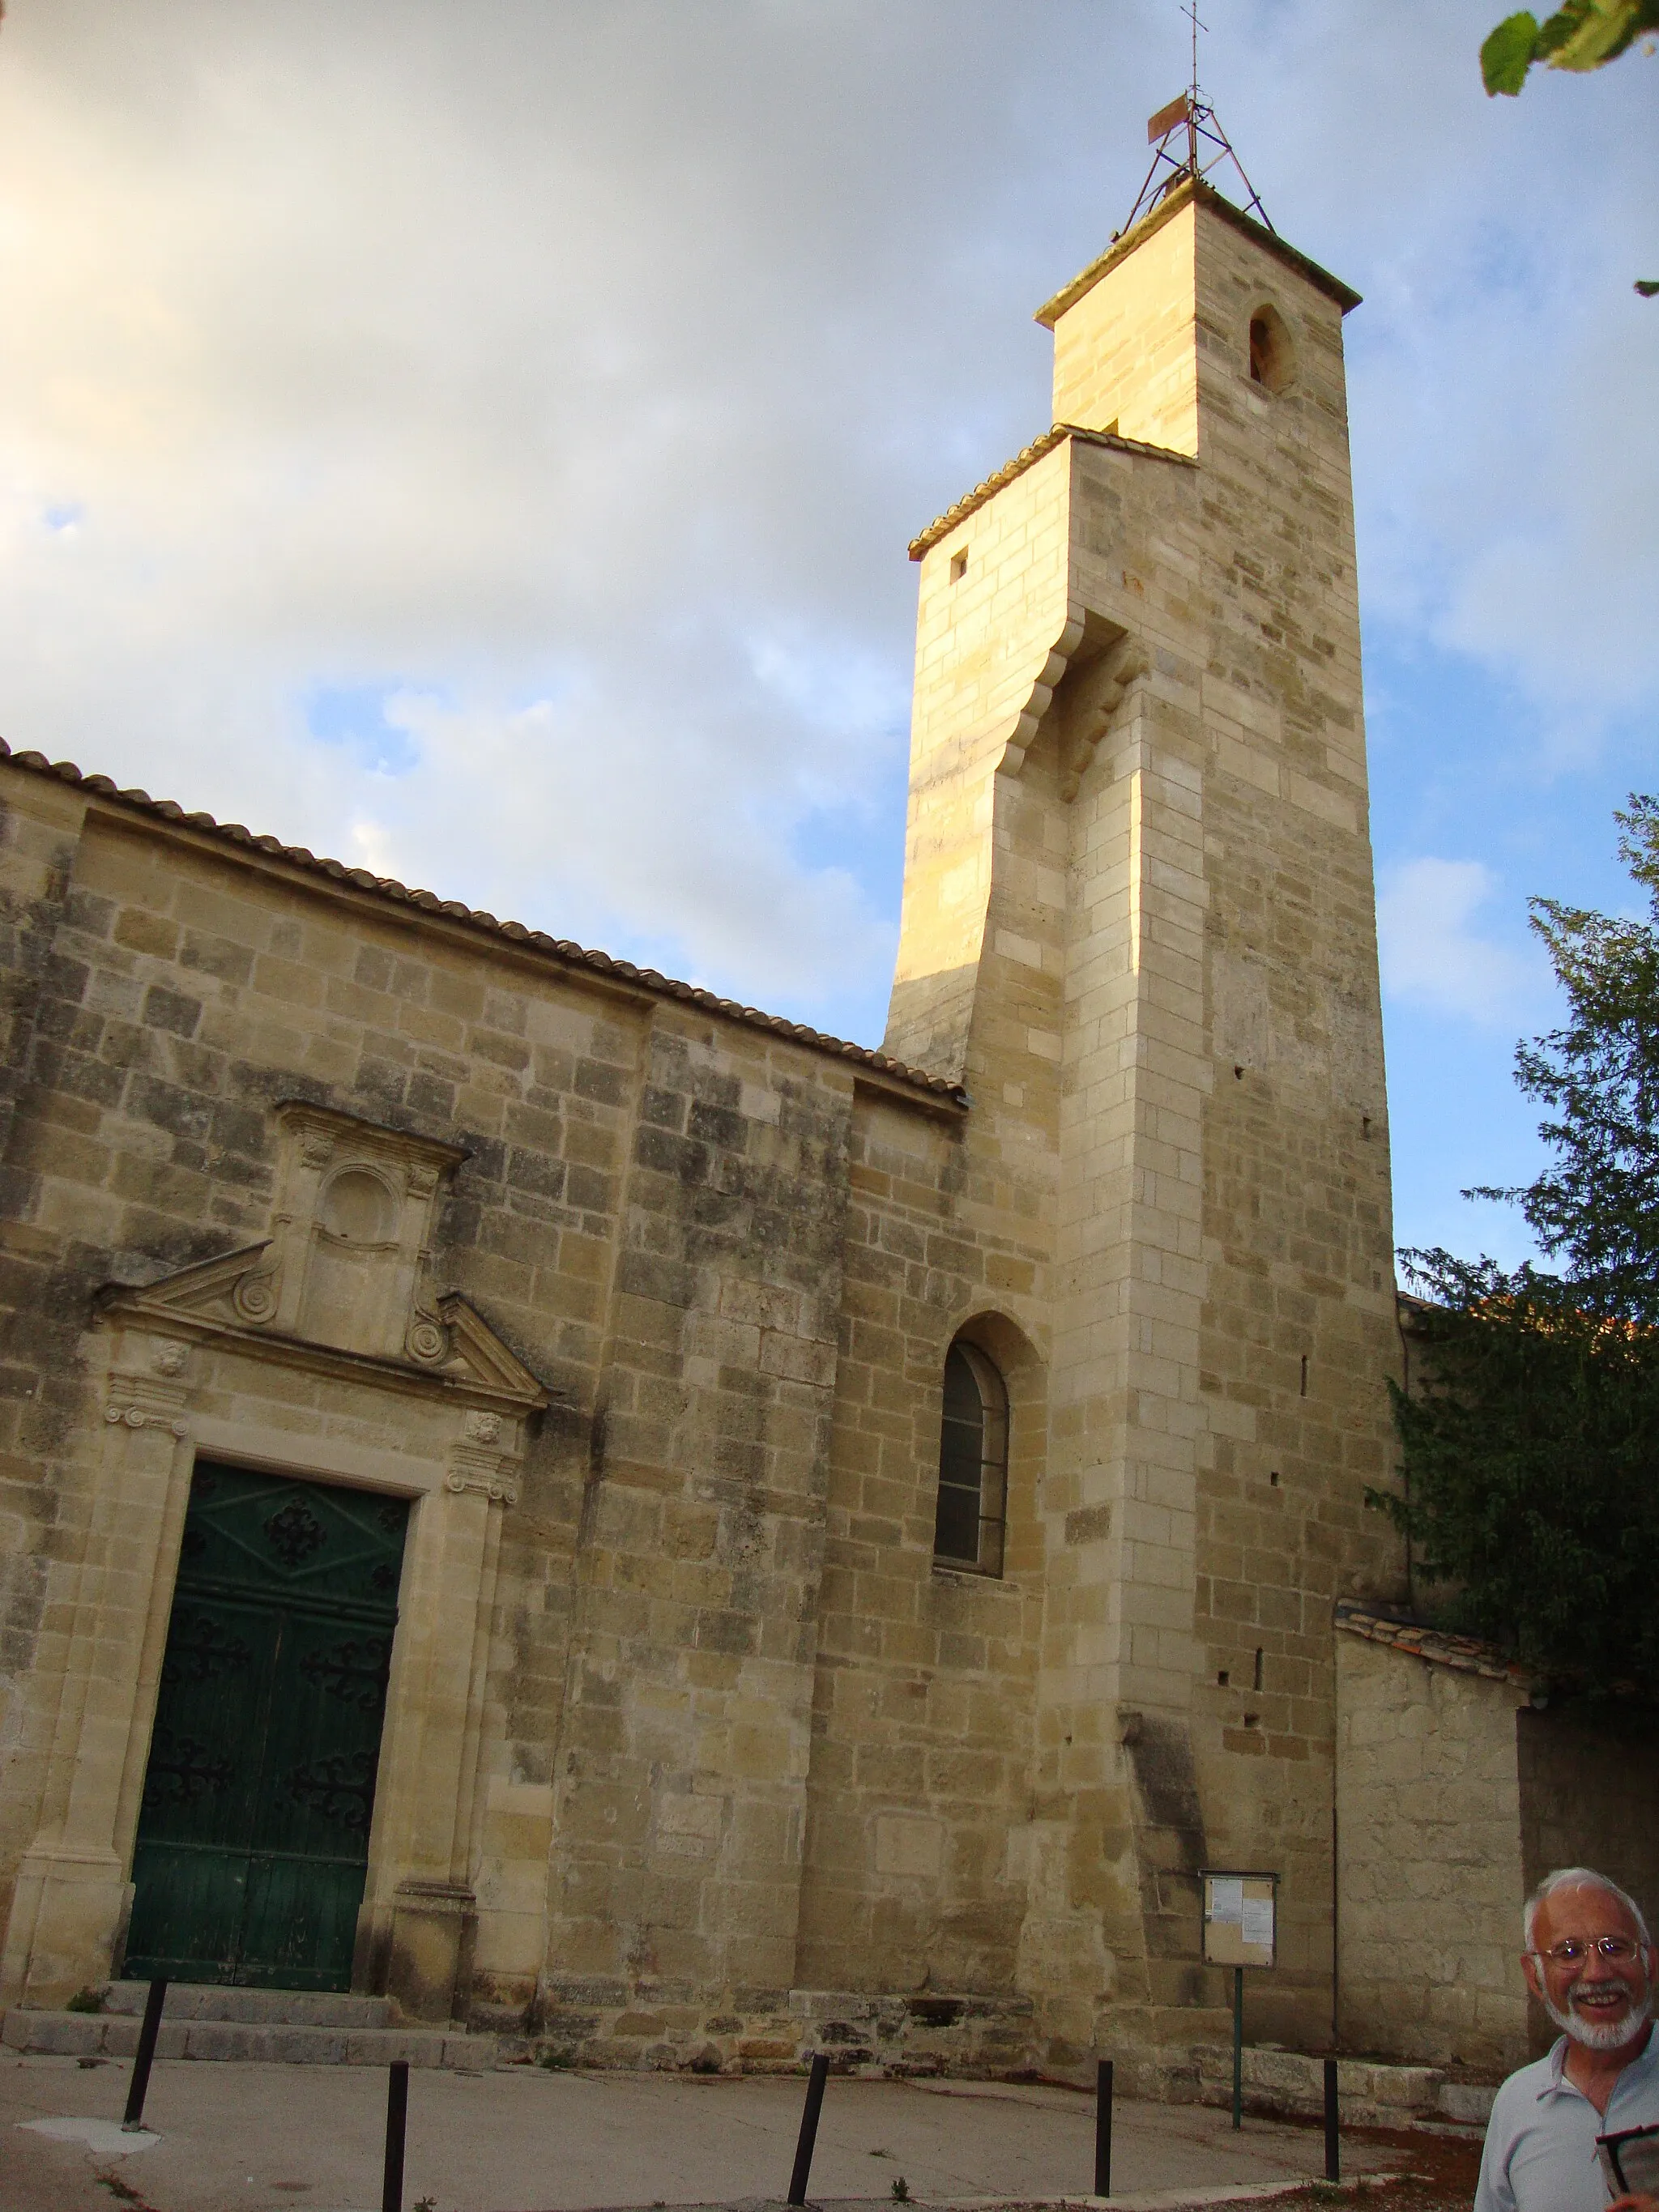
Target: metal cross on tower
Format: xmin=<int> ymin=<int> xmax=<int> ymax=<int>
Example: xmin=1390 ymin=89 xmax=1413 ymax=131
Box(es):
xmin=1120 ymin=0 xmax=1273 ymax=237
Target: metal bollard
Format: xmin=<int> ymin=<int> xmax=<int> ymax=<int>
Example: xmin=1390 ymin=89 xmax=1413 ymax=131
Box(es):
xmin=122 ymin=1978 xmax=168 ymax=2132
xmin=1094 ymin=2058 xmax=1114 ymax=2197
xmin=1323 ymin=2056 xmax=1340 ymax=2183
xmin=787 ymin=2050 xmax=830 ymax=2207
xmin=383 ymin=2059 xmax=409 ymax=2212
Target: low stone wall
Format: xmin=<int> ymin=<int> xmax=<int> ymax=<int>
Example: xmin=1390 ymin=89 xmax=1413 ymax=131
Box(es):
xmin=1104 ymin=2044 xmax=1495 ymax=2128
xmin=503 ymin=1984 xmax=1499 ymax=2126
xmin=508 ymin=1985 xmax=1039 ymax=2076
xmin=1334 ymin=1617 xmax=1531 ymax=2073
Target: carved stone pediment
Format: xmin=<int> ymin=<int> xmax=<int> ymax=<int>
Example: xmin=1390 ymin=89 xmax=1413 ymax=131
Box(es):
xmin=96 ymin=1102 xmax=547 ymax=1417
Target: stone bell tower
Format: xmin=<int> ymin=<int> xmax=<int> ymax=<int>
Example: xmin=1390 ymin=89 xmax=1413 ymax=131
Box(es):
xmin=888 ymin=175 xmax=1405 ymax=2057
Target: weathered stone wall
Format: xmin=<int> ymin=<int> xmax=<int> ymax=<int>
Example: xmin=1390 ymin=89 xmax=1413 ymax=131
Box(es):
xmin=1334 ymin=1630 xmax=1529 ymax=2073
xmin=1181 ymin=200 xmax=1403 ymax=2047
xmin=0 ymin=791 xmax=646 ymax=2010
xmin=535 ymin=1011 xmax=858 ymax=2030
xmin=3 ymin=178 xmax=1418 ymax=2073
xmin=0 ymin=764 xmax=963 ymax=2027
xmin=794 ymin=1092 xmax=1048 ymax=2001
xmin=885 ymin=437 xmax=1077 ymax=1084
xmin=0 ymin=770 xmax=92 ymax=1907
xmin=883 ymin=182 xmax=1404 ymax=2068
xmin=1517 ymin=1701 xmax=1659 ymax=1965
xmin=1047 ymin=197 xmax=1201 ymax=452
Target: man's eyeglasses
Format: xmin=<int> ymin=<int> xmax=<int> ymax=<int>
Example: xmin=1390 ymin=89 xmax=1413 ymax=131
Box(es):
xmin=1531 ymin=1937 xmax=1644 ymax=1967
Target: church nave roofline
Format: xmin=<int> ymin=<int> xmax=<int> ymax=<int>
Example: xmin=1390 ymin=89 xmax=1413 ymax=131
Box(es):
xmin=0 ymin=737 xmax=967 ymax=1112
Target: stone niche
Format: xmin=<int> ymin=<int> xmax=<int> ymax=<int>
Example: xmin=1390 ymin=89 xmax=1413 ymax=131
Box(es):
xmin=231 ymin=1102 xmax=467 ymax=1368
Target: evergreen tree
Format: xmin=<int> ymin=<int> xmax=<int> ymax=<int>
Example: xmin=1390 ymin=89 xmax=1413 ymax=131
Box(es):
xmin=1382 ymin=799 xmax=1659 ymax=1697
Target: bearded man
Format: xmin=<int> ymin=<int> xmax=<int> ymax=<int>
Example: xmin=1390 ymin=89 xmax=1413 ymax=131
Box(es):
xmin=1476 ymin=1867 xmax=1659 ymax=2212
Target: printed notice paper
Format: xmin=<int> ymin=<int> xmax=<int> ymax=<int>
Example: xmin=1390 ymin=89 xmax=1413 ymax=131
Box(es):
xmin=1201 ymin=1872 xmax=1276 ymax=1966
xmin=1209 ymin=1877 xmax=1244 ymax=1923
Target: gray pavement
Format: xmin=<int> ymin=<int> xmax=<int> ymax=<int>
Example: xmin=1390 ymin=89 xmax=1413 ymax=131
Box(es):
xmin=3 ymin=2053 xmax=1407 ymax=2212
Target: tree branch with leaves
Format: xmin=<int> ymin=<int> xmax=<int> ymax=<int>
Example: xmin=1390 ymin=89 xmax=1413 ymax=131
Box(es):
xmin=1378 ymin=799 xmax=1659 ymax=1699
xmin=1482 ymin=0 xmax=1659 ymax=92
xmin=1482 ymin=2 xmax=1658 ymax=292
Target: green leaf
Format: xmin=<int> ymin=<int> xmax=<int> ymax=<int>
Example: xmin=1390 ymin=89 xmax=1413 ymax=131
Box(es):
xmin=1482 ymin=11 xmax=1543 ymax=92
xmin=1637 ymin=279 xmax=1659 ymax=296
xmin=1537 ymin=0 xmax=1652 ymax=70
xmin=1533 ymin=3 xmax=1589 ymax=58
xmin=1483 ymin=0 xmax=1659 ymax=89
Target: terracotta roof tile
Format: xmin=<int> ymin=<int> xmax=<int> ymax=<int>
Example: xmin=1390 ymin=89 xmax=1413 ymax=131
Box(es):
xmin=906 ymin=422 xmax=1193 ymax=561
xmin=1333 ymin=1600 xmax=1531 ymax=1686
xmin=1033 ymin=179 xmax=1362 ymax=330
xmin=0 ymin=739 xmax=966 ymax=1108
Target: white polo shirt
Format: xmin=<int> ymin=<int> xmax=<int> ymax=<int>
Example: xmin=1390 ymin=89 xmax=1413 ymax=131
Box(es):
xmin=1476 ymin=2027 xmax=1659 ymax=2212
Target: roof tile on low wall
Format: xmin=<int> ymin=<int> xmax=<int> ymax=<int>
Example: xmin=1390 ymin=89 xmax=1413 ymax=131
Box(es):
xmin=1333 ymin=1600 xmax=1531 ymax=1686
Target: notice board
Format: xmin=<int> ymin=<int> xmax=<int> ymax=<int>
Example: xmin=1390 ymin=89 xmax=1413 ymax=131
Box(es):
xmin=1202 ymin=1869 xmax=1277 ymax=1969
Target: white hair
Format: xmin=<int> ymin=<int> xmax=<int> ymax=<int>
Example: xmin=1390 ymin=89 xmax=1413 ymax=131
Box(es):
xmin=1524 ymin=1867 xmax=1653 ymax=1953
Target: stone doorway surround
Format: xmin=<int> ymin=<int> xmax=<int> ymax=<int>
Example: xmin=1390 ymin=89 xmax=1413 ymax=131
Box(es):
xmin=0 ymin=1102 xmax=548 ymax=2024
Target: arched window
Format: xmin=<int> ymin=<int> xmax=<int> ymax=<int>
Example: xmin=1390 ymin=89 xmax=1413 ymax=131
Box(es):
xmin=933 ymin=1339 xmax=1009 ymax=1575
xmin=1247 ymin=305 xmax=1293 ymax=394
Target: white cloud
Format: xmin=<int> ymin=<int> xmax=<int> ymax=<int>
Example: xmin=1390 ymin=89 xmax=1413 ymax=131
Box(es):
xmin=1315 ymin=36 xmax=1659 ymax=724
xmin=0 ymin=0 xmax=1653 ymax=1048
xmin=358 ymin=684 xmax=898 ymax=1006
xmin=1377 ymin=858 xmax=1543 ymax=1023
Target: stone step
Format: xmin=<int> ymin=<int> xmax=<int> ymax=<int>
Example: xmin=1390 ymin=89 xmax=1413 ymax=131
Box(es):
xmin=104 ymin=1980 xmax=391 ymax=2028
xmin=1179 ymin=2043 xmax=1496 ymax=2128
xmin=1 ymin=2009 xmax=496 ymax=2069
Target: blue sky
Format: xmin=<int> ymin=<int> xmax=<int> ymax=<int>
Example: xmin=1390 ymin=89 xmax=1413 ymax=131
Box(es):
xmin=0 ymin=0 xmax=1654 ymax=1272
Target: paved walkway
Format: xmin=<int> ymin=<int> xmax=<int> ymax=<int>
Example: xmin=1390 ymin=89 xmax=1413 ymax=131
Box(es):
xmin=4 ymin=2052 xmax=1407 ymax=2212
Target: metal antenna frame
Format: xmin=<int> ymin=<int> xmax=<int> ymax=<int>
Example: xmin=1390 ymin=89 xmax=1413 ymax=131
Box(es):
xmin=1121 ymin=0 xmax=1273 ymax=237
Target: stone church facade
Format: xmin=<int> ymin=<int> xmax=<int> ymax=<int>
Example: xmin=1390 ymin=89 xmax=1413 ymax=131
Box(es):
xmin=0 ymin=178 xmax=1409 ymax=2077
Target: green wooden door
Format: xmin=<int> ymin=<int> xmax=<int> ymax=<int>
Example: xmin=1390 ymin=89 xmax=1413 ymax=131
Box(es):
xmin=126 ymin=1461 xmax=409 ymax=1990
